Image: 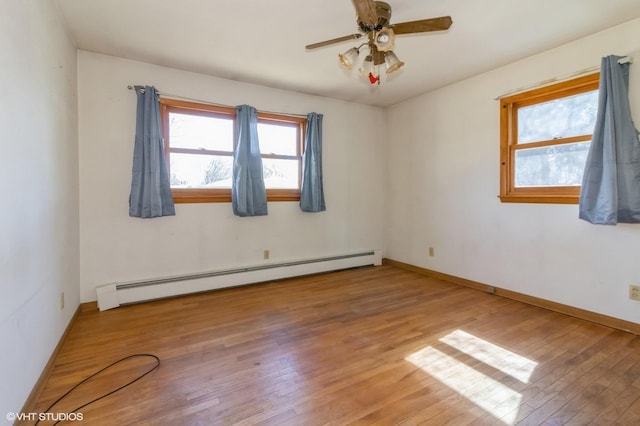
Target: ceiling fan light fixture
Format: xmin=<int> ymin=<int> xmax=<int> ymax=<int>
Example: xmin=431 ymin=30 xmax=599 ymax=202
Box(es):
xmin=384 ymin=51 xmax=405 ymax=74
xmin=307 ymin=1 xmax=452 ymax=84
xmin=338 ymin=47 xmax=360 ymax=70
xmin=374 ymin=27 xmax=395 ymax=52
xmin=359 ymin=54 xmax=374 ymax=77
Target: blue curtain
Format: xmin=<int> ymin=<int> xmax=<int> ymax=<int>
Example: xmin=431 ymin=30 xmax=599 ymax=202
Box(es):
xmin=300 ymin=112 xmax=326 ymax=212
xmin=579 ymin=56 xmax=640 ymax=224
xmin=129 ymin=85 xmax=175 ymax=218
xmin=232 ymin=105 xmax=268 ymax=216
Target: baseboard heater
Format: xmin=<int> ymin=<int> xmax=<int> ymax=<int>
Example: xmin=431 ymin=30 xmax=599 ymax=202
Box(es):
xmin=96 ymin=250 xmax=382 ymax=311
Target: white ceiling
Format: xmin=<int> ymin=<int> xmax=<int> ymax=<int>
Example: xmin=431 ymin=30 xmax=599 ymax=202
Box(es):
xmin=54 ymin=0 xmax=640 ymax=107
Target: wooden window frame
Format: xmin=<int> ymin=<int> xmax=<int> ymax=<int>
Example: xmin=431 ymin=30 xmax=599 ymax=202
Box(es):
xmin=499 ymin=73 xmax=600 ymax=204
xmin=160 ymin=98 xmax=305 ymax=204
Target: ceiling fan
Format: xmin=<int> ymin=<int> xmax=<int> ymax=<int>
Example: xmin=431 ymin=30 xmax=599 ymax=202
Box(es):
xmin=306 ymin=0 xmax=452 ymax=84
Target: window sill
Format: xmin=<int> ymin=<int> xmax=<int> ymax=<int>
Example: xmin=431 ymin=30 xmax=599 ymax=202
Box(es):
xmin=171 ymin=188 xmax=300 ymax=204
xmin=498 ymin=194 xmax=579 ymax=204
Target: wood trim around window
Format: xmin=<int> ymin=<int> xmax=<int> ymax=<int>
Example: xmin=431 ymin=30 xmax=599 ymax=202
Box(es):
xmin=499 ymin=73 xmax=600 ymax=204
xmin=159 ymin=98 xmax=305 ymax=204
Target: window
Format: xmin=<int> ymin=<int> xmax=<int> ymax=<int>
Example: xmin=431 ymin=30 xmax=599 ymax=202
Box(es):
xmin=160 ymin=98 xmax=305 ymax=203
xmin=499 ymin=73 xmax=599 ymax=204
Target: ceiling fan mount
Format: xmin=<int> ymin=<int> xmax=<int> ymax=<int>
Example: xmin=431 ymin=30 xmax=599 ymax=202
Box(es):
xmin=306 ymin=0 xmax=453 ymax=84
xmin=357 ymin=1 xmax=392 ymax=32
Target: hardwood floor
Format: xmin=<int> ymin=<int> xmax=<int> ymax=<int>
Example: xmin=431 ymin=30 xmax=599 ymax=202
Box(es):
xmin=28 ymin=265 xmax=640 ymax=425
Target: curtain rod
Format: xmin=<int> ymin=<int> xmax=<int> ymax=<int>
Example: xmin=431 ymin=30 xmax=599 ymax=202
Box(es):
xmin=494 ymin=55 xmax=633 ymax=100
xmin=127 ymin=85 xmax=309 ymax=118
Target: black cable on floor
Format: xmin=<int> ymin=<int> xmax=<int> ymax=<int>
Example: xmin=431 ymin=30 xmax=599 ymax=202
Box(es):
xmin=35 ymin=353 xmax=160 ymax=425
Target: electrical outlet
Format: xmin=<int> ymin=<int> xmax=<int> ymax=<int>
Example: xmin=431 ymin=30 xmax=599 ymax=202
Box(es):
xmin=263 ymin=250 xmax=270 ymax=260
xmin=60 ymin=292 xmax=65 ymax=310
xmin=630 ymin=285 xmax=640 ymax=301
xmin=428 ymin=247 xmax=435 ymax=257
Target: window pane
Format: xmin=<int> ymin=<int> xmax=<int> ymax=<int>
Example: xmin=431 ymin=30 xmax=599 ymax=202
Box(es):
xmin=518 ymin=90 xmax=598 ymax=143
xmin=170 ymin=153 xmax=232 ymax=188
xmin=169 ymin=112 xmax=233 ymax=151
xmin=514 ymin=141 xmax=590 ymax=187
xmin=262 ymin=158 xmax=299 ymax=189
xmin=258 ymin=122 xmax=298 ymax=155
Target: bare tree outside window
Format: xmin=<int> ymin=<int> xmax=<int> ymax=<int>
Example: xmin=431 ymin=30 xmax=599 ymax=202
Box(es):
xmin=202 ymin=158 xmax=231 ymax=185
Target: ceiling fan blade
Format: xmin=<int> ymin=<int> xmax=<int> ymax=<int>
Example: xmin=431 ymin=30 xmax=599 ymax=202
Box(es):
xmin=305 ymin=33 xmax=363 ymax=50
xmin=351 ymin=0 xmax=378 ymax=27
xmin=392 ymin=16 xmax=453 ymax=35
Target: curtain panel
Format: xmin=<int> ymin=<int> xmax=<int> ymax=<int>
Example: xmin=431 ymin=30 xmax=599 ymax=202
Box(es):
xmin=232 ymin=105 xmax=268 ymax=217
xmin=300 ymin=112 xmax=326 ymax=212
xmin=129 ymin=85 xmax=175 ymax=218
xmin=579 ymin=56 xmax=640 ymax=224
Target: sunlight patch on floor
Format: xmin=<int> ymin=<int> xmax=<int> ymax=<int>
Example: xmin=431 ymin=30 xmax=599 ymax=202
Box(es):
xmin=406 ymin=330 xmax=537 ymax=425
xmin=439 ymin=329 xmax=537 ymax=383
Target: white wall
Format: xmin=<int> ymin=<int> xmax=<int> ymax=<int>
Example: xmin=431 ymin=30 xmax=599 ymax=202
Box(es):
xmin=387 ymin=17 xmax=640 ymax=324
xmin=0 ymin=0 xmax=79 ymax=420
xmin=77 ymin=52 xmax=386 ymax=302
xmin=4 ymin=7 xmax=637 ymax=417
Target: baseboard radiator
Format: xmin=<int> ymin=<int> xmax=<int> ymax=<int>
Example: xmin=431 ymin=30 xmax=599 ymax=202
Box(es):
xmin=96 ymin=250 xmax=382 ymax=311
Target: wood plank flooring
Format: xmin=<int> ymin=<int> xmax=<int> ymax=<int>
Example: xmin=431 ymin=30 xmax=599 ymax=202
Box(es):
xmin=28 ymin=265 xmax=640 ymax=425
